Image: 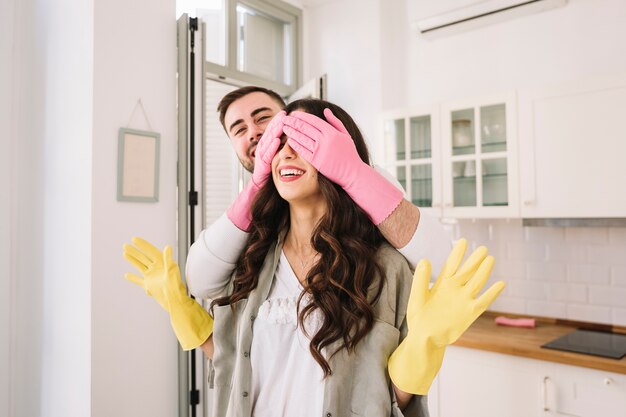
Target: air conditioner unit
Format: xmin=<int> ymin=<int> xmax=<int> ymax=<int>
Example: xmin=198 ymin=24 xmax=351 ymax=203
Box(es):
xmin=415 ymin=0 xmax=567 ymax=39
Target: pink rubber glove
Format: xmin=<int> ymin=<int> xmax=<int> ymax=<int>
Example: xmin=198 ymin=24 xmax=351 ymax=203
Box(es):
xmin=227 ymin=111 xmax=286 ymax=231
xmin=283 ymin=109 xmax=403 ymax=225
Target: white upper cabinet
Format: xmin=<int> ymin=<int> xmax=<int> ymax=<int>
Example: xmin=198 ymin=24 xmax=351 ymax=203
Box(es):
xmin=518 ymin=75 xmax=626 ymax=218
xmin=382 ymin=93 xmax=519 ymax=219
xmin=440 ymin=92 xmax=519 ymax=218
xmin=382 ymin=105 xmax=443 ymax=215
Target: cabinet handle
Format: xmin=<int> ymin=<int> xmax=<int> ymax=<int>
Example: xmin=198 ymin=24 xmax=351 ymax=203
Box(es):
xmin=444 ymin=202 xmax=452 ymax=208
xmin=542 ymin=376 xmax=550 ymax=412
xmin=604 ymin=378 xmax=614 ymax=386
xmin=523 ymin=199 xmax=535 ymax=206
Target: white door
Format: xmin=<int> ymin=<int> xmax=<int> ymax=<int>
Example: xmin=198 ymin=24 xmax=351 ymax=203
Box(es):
xmin=287 ymin=74 xmax=327 ymax=102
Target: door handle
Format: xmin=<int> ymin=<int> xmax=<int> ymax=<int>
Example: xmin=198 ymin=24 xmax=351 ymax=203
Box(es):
xmin=542 ymin=376 xmax=550 ymax=412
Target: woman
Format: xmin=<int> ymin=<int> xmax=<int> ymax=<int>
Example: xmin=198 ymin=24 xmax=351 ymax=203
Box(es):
xmin=208 ymin=99 xmax=418 ymax=417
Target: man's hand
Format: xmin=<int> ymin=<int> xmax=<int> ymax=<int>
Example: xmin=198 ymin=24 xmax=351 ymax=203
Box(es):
xmin=388 ymin=238 xmax=506 ymax=394
xmin=123 ymin=237 xmax=213 ymax=351
xmin=227 ymin=111 xmax=286 ymax=231
xmin=250 ymin=110 xmax=286 ymax=187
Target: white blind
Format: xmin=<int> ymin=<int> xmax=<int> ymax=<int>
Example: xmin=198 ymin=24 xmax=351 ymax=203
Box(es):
xmin=204 ymin=79 xmax=240 ymax=226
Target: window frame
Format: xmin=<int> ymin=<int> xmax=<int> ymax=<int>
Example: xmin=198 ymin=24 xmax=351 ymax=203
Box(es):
xmin=203 ymin=0 xmax=302 ymax=96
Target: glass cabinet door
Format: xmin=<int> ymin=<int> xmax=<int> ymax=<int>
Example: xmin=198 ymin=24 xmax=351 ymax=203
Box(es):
xmin=410 ymin=116 xmax=432 ymax=158
xmin=482 ymin=158 xmax=508 ymax=206
xmin=409 ymin=116 xmax=433 ymax=207
xmin=453 ymin=160 xmax=476 ymax=207
xmin=444 ymin=95 xmax=516 ymax=216
xmin=480 ymin=103 xmax=509 ymax=206
xmin=481 ymin=104 xmax=507 ymax=153
xmin=384 ymin=112 xmax=436 ymax=209
xmin=451 ymin=109 xmax=475 ymax=156
xmin=411 ymin=164 xmax=432 ymax=207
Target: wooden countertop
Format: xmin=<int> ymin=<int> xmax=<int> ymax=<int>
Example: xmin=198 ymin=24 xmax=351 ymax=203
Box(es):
xmin=454 ymin=311 xmax=626 ymax=374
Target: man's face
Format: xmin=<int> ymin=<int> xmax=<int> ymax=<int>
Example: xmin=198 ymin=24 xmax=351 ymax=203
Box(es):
xmin=223 ymin=92 xmax=284 ymax=172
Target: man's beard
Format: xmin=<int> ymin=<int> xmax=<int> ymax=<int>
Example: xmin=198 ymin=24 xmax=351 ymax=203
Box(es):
xmin=238 ymin=155 xmax=254 ymax=173
xmin=239 ymin=141 xmax=257 ymax=173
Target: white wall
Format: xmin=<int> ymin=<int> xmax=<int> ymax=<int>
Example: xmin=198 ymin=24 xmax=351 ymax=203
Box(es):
xmin=301 ymin=0 xmax=383 ymax=157
xmin=0 ymin=0 xmax=15 ymax=414
xmin=3 ymin=0 xmax=180 ymax=415
xmin=91 ymin=0 xmax=178 ymax=416
xmin=405 ymin=0 xmax=626 ymax=105
xmin=3 ymin=0 xmax=93 ymax=415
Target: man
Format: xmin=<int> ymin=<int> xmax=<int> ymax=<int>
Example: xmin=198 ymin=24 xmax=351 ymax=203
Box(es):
xmin=194 ymin=86 xmax=450 ymax=269
xmin=123 ymin=86 xmax=502 ymax=405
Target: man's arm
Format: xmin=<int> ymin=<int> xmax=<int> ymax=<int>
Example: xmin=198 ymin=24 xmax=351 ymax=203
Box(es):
xmin=377 ymin=199 xmax=420 ymax=249
xmin=186 ymin=212 xmax=248 ymax=299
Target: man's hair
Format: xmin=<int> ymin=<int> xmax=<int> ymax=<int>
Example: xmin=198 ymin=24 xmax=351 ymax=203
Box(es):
xmin=217 ymin=86 xmax=286 ymax=130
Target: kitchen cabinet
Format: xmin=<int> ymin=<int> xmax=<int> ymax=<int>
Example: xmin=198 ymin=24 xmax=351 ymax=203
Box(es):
xmin=518 ymin=75 xmax=626 ymax=218
xmin=382 ymin=93 xmax=519 ymax=218
xmin=440 ymin=93 xmax=519 ymax=218
xmin=432 ymin=346 xmax=626 ymax=417
xmin=382 ymin=105 xmax=443 ymax=214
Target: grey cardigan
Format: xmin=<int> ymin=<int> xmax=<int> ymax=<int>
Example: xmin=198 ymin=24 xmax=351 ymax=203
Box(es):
xmin=209 ymin=235 xmax=429 ymax=417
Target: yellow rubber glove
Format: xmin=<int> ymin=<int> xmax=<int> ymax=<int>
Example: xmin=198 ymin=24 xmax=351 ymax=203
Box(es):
xmin=388 ymin=238 xmax=506 ymax=395
xmin=123 ymin=237 xmax=213 ymax=351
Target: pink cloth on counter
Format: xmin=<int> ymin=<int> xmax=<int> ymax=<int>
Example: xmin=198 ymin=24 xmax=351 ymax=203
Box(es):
xmin=495 ymin=316 xmax=536 ymax=328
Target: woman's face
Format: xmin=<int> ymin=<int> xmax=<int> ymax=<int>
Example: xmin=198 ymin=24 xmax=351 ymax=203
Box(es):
xmin=271 ymin=134 xmax=322 ymax=204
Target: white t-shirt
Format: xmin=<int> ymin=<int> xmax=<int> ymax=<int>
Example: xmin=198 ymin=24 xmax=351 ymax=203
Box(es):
xmin=250 ymin=251 xmax=325 ymax=417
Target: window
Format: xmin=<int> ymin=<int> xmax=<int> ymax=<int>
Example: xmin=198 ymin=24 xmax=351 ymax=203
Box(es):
xmin=177 ymin=0 xmax=301 ymax=96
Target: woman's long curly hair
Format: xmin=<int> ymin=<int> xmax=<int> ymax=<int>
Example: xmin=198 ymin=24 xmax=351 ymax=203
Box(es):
xmin=212 ymin=99 xmax=386 ymax=377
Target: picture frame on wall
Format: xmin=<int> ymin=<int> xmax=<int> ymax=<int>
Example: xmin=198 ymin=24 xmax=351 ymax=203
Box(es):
xmin=117 ymin=127 xmax=160 ymax=202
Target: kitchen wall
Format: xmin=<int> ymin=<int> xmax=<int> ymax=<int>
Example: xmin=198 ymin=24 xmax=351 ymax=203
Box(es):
xmin=300 ymin=0 xmax=384 ymax=153
xmin=91 ymin=0 xmax=179 ymax=416
xmin=3 ymin=0 xmax=93 ymax=415
xmin=301 ymin=0 xmax=626 ymax=326
xmin=403 ymin=0 xmax=626 ymax=326
xmin=3 ymin=0 xmax=179 ymax=415
xmin=455 ymin=220 xmax=626 ymax=326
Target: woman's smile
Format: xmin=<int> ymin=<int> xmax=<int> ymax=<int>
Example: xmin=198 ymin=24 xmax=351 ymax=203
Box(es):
xmin=277 ymin=164 xmax=307 ymax=183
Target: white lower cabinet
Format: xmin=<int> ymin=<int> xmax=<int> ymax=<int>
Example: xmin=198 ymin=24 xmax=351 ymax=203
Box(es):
xmin=431 ymin=346 xmax=626 ymax=417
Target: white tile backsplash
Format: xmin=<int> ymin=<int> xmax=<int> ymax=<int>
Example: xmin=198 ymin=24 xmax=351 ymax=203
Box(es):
xmin=565 ymin=227 xmax=609 ymax=244
xmin=612 ymin=308 xmax=626 ymax=327
xmin=612 ymin=266 xmax=626 ymax=287
xmin=526 ymin=301 xmax=567 ymax=319
xmin=588 ymin=245 xmax=626 ymax=266
xmin=488 ymin=296 xmax=527 ymax=315
xmin=547 ymin=244 xmax=588 ymax=262
xmin=588 ymin=286 xmax=626 ymax=308
xmin=546 ymin=283 xmax=587 ymax=303
xmin=507 ymin=279 xmax=547 ymax=300
xmin=507 ymin=242 xmax=547 ymax=261
xmin=527 ymin=262 xmax=567 ymax=282
xmin=609 ymin=228 xmax=626 ymax=244
xmin=457 ymin=220 xmax=626 ymax=326
xmin=567 ymin=264 xmax=611 ymax=284
xmin=566 ymin=304 xmax=612 ymax=324
xmin=525 ymin=226 xmax=565 ymax=244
